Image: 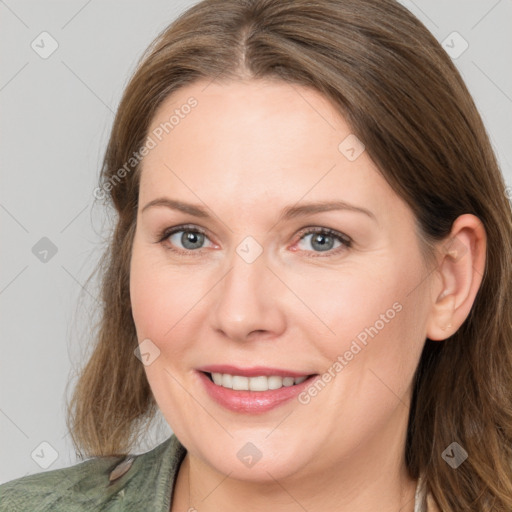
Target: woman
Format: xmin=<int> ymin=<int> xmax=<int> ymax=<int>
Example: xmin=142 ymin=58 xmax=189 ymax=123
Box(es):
xmin=1 ymin=0 xmax=511 ymax=511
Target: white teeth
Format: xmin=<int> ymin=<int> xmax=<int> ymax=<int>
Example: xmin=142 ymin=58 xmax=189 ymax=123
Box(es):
xmin=268 ymin=376 xmax=284 ymax=390
xmin=221 ymin=373 xmax=232 ymax=388
xmin=282 ymin=377 xmax=295 ymax=387
xmin=232 ymin=375 xmax=249 ymax=390
xmin=248 ymin=376 xmax=267 ymax=391
xmin=212 ymin=372 xmax=223 ymax=386
xmin=210 ymin=373 xmax=308 ymax=391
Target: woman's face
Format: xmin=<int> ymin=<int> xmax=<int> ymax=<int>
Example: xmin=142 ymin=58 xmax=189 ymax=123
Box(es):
xmin=130 ymin=78 xmax=437 ymax=482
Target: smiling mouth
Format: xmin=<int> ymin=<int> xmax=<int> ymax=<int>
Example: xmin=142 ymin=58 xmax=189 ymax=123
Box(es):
xmin=201 ymin=371 xmax=318 ymax=392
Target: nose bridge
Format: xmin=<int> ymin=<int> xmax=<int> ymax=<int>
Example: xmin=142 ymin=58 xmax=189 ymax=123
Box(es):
xmin=221 ymin=235 xmax=269 ymax=307
xmin=212 ymin=234 xmax=285 ymax=339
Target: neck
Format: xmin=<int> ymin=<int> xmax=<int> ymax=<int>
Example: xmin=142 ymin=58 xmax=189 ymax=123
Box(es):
xmin=173 ymin=457 xmax=417 ymax=512
xmin=171 ymin=416 xmax=418 ymax=512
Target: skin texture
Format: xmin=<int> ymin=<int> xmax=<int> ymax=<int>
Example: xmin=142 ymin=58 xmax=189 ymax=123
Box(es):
xmin=129 ymin=79 xmax=486 ymax=512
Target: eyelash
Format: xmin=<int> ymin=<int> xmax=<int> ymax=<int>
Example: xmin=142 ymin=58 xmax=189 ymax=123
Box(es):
xmin=155 ymin=223 xmax=352 ymax=258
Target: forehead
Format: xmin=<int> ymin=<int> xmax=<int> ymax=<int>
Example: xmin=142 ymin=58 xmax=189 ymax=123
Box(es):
xmin=139 ymin=79 xmax=410 ymax=226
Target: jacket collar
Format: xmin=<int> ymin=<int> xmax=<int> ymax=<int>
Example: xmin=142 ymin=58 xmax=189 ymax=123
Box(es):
xmin=414 ymin=473 xmax=441 ymax=512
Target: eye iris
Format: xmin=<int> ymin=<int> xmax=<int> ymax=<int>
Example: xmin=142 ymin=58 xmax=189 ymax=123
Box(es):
xmin=182 ymin=231 xmax=204 ymax=250
xmin=311 ymin=233 xmax=334 ymax=252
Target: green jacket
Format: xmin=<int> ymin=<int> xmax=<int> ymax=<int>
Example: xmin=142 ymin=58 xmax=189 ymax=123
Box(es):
xmin=0 ymin=434 xmax=187 ymax=511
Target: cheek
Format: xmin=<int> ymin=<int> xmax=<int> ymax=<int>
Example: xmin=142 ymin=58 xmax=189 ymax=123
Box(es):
xmin=292 ymin=268 xmax=404 ymax=348
xmin=129 ymin=241 xmax=174 ymax=343
xmin=312 ymin=258 xmax=427 ymax=381
xmin=129 ymin=248 xmax=156 ymax=339
xmin=129 ymin=244 xmax=207 ymax=354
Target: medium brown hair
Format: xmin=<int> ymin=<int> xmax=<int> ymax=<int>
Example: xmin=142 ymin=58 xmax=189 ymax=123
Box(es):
xmin=66 ymin=0 xmax=512 ymax=509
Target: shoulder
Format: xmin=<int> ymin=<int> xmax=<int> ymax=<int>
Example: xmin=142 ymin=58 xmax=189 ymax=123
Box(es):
xmin=0 ymin=434 xmax=186 ymax=512
xmin=0 ymin=453 xmax=123 ymax=511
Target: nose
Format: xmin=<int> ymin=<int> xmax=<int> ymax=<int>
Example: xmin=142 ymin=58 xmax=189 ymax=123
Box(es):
xmin=210 ymin=240 xmax=287 ymax=343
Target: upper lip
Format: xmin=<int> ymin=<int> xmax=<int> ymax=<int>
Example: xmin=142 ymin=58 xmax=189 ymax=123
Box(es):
xmin=197 ymin=364 xmax=315 ymax=378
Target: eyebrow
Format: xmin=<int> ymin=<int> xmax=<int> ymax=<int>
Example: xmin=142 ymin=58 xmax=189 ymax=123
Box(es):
xmin=141 ymin=197 xmax=377 ymax=222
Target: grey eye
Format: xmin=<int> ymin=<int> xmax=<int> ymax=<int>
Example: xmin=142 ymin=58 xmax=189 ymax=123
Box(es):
xmin=169 ymin=230 xmax=209 ymax=250
xmin=298 ymin=232 xmax=343 ymax=252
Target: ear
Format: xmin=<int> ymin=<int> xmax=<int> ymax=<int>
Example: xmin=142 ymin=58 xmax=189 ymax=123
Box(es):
xmin=426 ymin=214 xmax=487 ymax=341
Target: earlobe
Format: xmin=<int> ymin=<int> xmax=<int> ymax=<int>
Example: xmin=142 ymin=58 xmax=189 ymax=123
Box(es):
xmin=428 ymin=294 xmax=456 ymax=341
xmin=425 ymin=214 xmax=487 ymax=342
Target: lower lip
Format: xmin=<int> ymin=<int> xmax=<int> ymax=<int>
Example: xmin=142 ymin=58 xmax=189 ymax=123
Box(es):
xmin=197 ymin=371 xmax=319 ymax=413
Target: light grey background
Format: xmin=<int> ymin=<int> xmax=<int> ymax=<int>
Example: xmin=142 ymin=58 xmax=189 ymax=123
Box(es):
xmin=1 ymin=0 xmax=511 ymax=484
